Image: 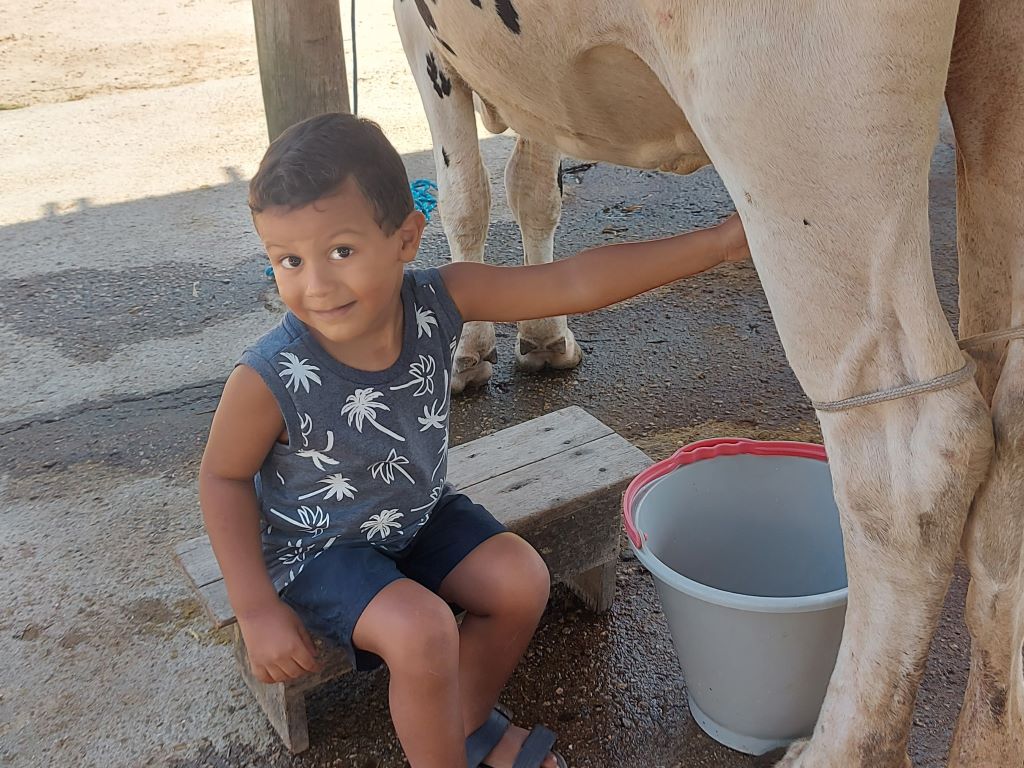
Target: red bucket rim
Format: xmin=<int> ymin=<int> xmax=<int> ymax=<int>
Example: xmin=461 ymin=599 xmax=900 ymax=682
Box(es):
xmin=622 ymin=437 xmax=827 ymax=549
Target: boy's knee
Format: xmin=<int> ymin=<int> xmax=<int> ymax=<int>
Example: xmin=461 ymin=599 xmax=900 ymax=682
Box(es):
xmin=495 ymin=541 xmax=550 ymax=617
xmin=380 ymin=596 xmax=460 ymax=668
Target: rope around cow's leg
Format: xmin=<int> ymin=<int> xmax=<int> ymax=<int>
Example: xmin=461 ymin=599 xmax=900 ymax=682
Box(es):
xmin=956 ymin=326 xmax=1024 ymax=352
xmin=811 ymin=324 xmax=1023 ymax=414
xmin=812 ymin=357 xmax=978 ymax=413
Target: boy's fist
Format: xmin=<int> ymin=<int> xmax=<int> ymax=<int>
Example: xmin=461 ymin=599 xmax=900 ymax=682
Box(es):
xmin=715 ymin=212 xmax=751 ymax=263
xmin=237 ymin=599 xmax=322 ymax=684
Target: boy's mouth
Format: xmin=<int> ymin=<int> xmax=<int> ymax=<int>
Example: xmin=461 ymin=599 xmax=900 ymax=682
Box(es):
xmin=309 ymin=301 xmax=356 ymax=319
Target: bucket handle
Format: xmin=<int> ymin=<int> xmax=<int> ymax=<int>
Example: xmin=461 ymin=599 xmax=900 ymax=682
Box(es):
xmin=623 ymin=437 xmax=827 ymax=549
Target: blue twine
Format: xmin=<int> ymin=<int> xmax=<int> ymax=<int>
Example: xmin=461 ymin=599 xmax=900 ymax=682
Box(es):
xmin=263 ymin=179 xmax=439 ymax=279
xmin=410 ymin=178 xmax=439 ymax=222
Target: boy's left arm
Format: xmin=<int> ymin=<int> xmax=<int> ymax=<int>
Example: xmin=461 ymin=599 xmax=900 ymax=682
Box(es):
xmin=440 ymin=213 xmax=749 ymax=323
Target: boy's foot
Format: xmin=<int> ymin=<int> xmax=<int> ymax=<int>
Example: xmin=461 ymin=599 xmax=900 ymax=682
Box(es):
xmin=482 ymin=723 xmax=562 ymax=768
xmin=467 ymin=708 xmax=566 ymax=768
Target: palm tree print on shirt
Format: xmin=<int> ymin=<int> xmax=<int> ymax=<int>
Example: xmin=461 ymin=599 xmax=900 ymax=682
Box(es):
xmin=278 ymin=352 xmax=322 ymax=393
xmin=411 ymin=483 xmax=443 ymax=513
xmin=418 ymin=371 xmax=449 ymax=432
xmin=342 ymin=388 xmax=405 ymax=442
xmin=389 ymin=355 xmax=436 ymax=397
xmin=277 ymin=535 xmax=337 ymax=584
xmin=278 ymin=538 xmax=307 ymax=568
xmin=360 ymin=509 xmax=404 ymax=540
xmin=270 ymin=505 xmax=329 ymax=536
xmin=296 ymin=429 xmax=340 ymax=471
xmin=415 ymin=305 xmax=438 ymax=338
xmin=418 ymin=401 xmax=447 ymax=431
xmin=369 ymin=449 xmax=416 ymax=485
xmin=298 ymin=473 xmax=357 ymax=501
xmin=431 ymin=371 xmax=451 ymax=480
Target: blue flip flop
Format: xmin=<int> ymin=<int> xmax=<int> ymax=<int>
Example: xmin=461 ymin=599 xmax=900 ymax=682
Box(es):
xmin=465 ymin=707 xmax=568 ymax=768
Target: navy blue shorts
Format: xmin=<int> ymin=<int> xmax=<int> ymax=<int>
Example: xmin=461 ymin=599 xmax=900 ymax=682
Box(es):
xmin=280 ymin=493 xmax=506 ymax=671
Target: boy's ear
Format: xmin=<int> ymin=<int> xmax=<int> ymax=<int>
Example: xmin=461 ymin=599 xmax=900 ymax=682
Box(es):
xmin=395 ymin=210 xmax=427 ymax=264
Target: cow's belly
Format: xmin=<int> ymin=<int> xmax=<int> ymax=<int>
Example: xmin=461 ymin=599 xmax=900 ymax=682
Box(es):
xmin=428 ymin=2 xmax=710 ymax=174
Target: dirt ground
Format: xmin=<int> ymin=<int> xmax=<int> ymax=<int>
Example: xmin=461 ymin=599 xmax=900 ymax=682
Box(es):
xmin=1 ymin=3 xmax=975 ymax=768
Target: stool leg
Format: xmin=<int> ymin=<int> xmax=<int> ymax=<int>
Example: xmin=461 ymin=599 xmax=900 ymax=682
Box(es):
xmin=233 ymin=626 xmax=310 ymax=753
xmin=565 ymin=558 xmax=617 ymax=612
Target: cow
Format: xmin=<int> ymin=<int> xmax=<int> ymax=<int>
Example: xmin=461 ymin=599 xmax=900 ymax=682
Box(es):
xmin=393 ymin=1 xmax=1023 ymax=766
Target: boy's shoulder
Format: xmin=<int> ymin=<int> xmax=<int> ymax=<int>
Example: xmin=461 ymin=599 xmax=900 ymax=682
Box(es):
xmin=405 ymin=266 xmax=463 ymax=335
xmin=241 ymin=313 xmax=310 ymax=367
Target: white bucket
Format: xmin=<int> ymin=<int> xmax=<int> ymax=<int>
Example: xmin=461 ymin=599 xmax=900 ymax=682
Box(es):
xmin=623 ymin=438 xmax=848 ymax=755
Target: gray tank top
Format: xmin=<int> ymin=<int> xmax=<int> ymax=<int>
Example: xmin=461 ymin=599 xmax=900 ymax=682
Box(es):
xmin=239 ymin=268 xmax=463 ymax=591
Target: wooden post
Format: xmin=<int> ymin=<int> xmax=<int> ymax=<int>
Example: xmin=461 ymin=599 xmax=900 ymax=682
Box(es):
xmin=252 ymin=0 xmax=351 ymax=142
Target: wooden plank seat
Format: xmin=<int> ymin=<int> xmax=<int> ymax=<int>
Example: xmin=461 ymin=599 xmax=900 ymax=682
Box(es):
xmin=175 ymin=406 xmax=650 ymax=753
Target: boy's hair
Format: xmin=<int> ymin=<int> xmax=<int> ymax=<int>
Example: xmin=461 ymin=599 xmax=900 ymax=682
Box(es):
xmin=248 ymin=113 xmax=414 ymax=235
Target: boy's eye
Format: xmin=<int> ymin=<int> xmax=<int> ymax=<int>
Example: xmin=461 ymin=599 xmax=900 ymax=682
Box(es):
xmin=330 ymin=246 xmax=352 ymax=259
xmin=279 ymin=255 xmax=302 ymax=270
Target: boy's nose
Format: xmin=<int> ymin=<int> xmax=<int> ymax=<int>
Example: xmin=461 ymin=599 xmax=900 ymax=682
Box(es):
xmin=304 ymin=262 xmax=334 ymax=297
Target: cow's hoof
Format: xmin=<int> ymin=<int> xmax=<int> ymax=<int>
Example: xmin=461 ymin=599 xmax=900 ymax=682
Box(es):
xmin=452 ymin=348 xmax=496 ymax=393
xmin=768 ymin=739 xmax=910 ymax=768
xmin=760 ymin=740 xmax=805 ymax=767
xmin=515 ymin=331 xmax=583 ymax=372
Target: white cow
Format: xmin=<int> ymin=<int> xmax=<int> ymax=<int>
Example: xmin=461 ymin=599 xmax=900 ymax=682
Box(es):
xmin=394 ymin=1 xmax=1023 ymax=766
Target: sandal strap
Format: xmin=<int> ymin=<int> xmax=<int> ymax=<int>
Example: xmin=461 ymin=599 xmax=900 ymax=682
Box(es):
xmin=511 ymin=725 xmax=558 ymax=768
xmin=466 ymin=708 xmax=511 ymax=768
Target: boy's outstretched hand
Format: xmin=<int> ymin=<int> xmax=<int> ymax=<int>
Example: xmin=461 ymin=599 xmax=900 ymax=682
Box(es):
xmin=237 ymin=598 xmax=322 ymax=683
xmin=714 ymin=212 xmax=751 ymax=263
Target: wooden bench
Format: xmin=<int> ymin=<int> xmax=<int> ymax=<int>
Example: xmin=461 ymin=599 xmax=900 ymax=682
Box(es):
xmin=175 ymin=406 xmax=650 ymax=753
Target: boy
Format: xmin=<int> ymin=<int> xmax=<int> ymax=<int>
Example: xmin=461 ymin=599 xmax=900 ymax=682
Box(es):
xmin=199 ymin=113 xmax=749 ymax=768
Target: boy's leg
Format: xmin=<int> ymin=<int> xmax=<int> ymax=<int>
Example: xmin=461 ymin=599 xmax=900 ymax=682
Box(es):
xmin=397 ymin=493 xmax=557 ymax=766
xmin=353 ymin=578 xmax=467 ymax=768
xmin=282 ymin=546 xmax=467 ymax=767
xmin=438 ymin=532 xmax=555 ymax=768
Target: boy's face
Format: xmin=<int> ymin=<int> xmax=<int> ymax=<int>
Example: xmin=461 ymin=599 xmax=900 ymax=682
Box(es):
xmin=255 ymin=178 xmax=424 ymax=358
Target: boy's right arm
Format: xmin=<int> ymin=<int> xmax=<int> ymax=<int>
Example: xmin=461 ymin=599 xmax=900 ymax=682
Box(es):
xmin=199 ymin=364 xmax=321 ymax=683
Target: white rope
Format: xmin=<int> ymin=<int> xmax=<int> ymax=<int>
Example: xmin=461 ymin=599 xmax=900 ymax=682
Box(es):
xmin=812 ymin=357 xmax=978 ymax=413
xmin=957 ymin=325 xmax=1024 ymax=351
xmin=811 ymin=323 xmax=1023 ymax=414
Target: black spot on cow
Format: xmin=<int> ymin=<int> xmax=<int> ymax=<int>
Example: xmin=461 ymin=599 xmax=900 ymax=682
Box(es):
xmin=414 ymin=0 xmax=437 ymax=33
xmin=442 ymin=147 xmax=451 ymax=167
xmin=414 ymin=0 xmax=458 ymax=56
xmin=493 ymin=0 xmax=520 ymax=34
xmin=803 ymin=218 xmax=811 ymax=226
xmin=495 ymin=0 xmax=521 ymax=34
xmin=426 ymin=52 xmax=453 ymax=99
xmin=557 ymin=162 xmax=563 ymax=195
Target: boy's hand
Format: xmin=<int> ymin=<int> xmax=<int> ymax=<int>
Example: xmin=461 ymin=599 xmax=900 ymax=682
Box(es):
xmin=237 ymin=599 xmax=322 ymax=684
xmin=714 ymin=212 xmax=751 ymax=263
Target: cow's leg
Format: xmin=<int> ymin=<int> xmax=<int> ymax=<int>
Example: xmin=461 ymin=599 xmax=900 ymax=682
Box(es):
xmin=504 ymin=137 xmax=583 ymax=372
xmin=668 ymin=3 xmax=992 ymax=765
xmin=395 ymin=2 xmax=495 ymax=393
xmin=946 ymin=1 xmax=1024 ymax=764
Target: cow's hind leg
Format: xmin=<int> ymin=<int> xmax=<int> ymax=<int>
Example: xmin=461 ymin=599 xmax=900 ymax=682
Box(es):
xmin=671 ymin=2 xmax=992 ymax=765
xmin=504 ymin=136 xmax=583 ymax=372
xmin=396 ymin=3 xmax=495 ymax=393
xmin=946 ymin=1 xmax=1024 ymax=764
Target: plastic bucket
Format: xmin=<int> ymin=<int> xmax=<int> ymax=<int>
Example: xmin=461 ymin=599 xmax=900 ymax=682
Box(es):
xmin=622 ymin=438 xmax=847 ymax=755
